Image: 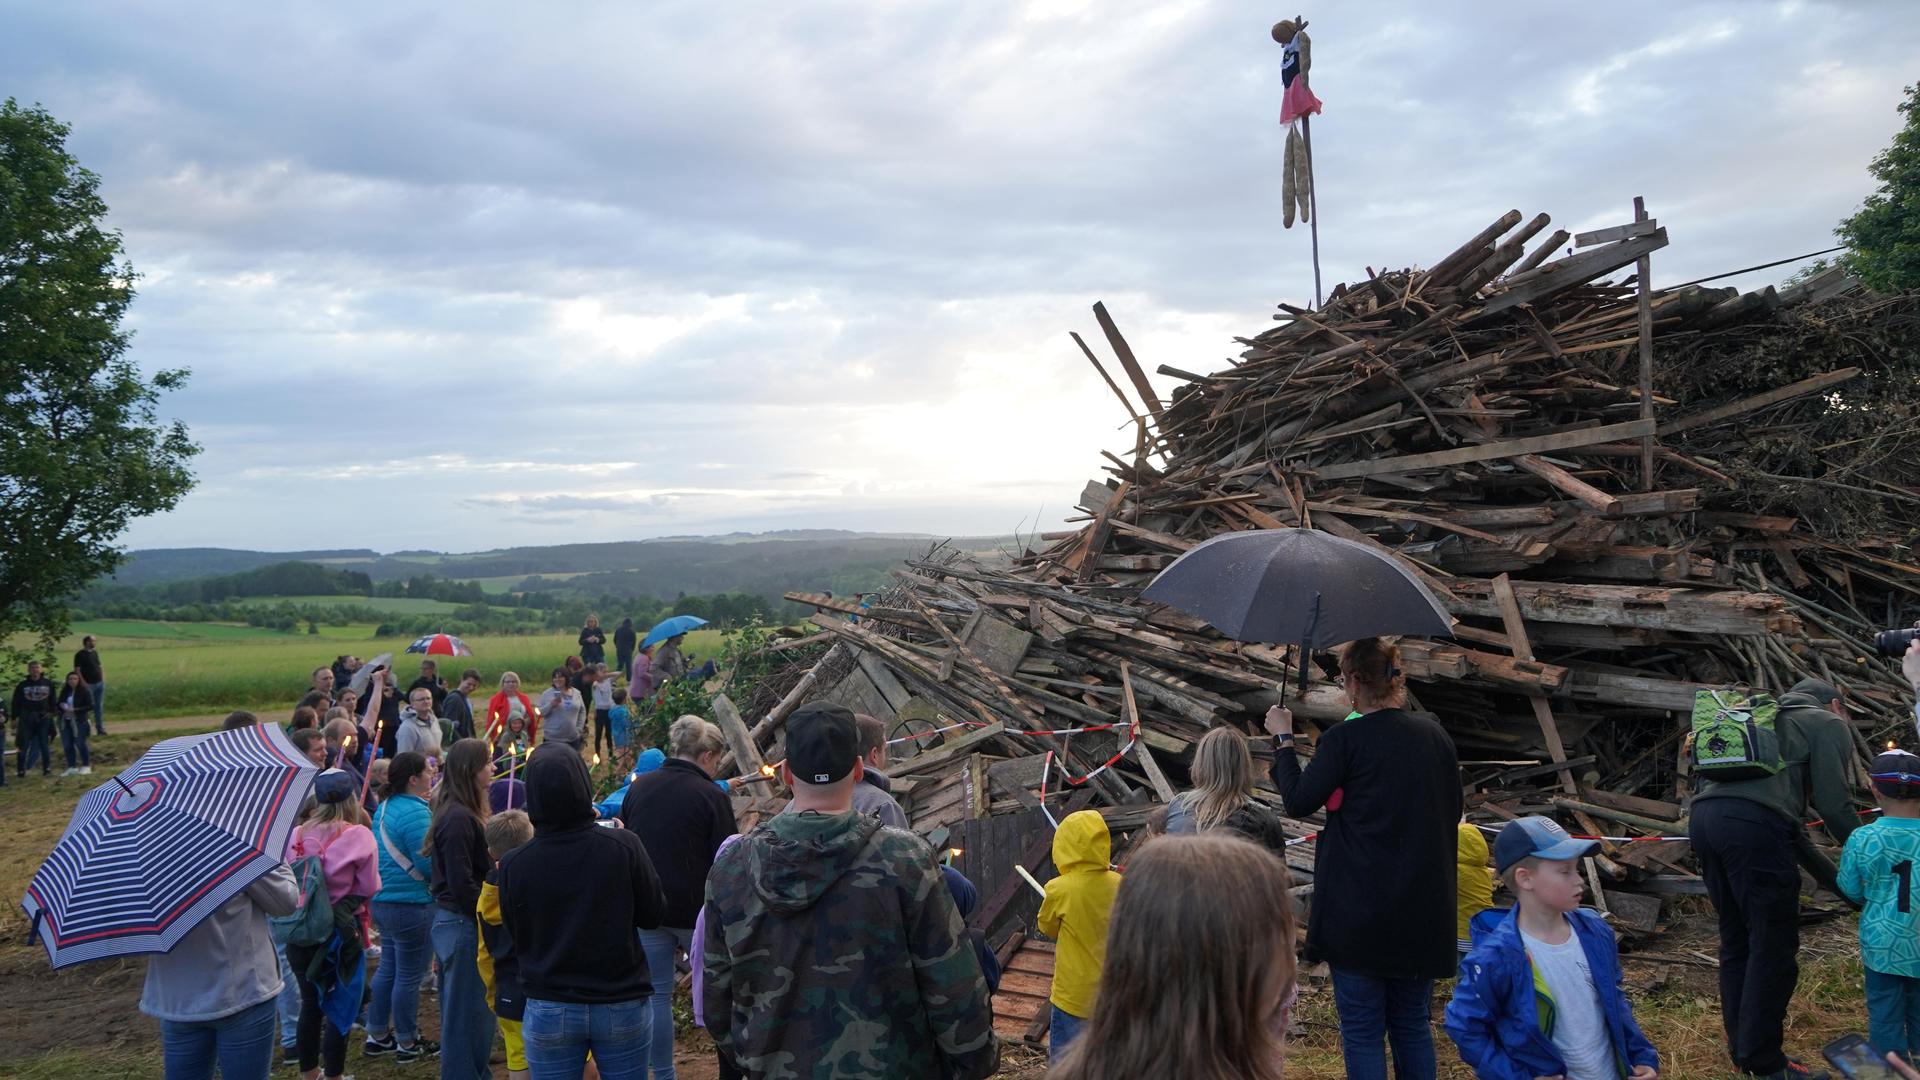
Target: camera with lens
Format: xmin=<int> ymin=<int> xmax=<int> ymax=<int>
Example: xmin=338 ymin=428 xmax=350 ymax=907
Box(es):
xmin=1877 ymin=625 xmax=1920 ymax=658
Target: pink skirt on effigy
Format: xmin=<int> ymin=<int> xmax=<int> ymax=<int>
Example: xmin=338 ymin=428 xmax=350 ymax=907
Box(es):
xmin=1280 ymin=79 xmax=1323 ymax=125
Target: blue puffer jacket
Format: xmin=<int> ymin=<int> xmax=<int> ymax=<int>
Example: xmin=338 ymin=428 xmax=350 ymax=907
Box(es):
xmin=371 ymin=794 xmax=434 ymax=905
xmin=1444 ymin=906 xmax=1658 ymax=1080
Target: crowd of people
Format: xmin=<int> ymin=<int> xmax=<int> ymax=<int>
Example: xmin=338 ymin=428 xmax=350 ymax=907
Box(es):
xmin=5 ymin=636 xmax=109 ymax=782
xmin=22 ymin=611 xmax=1920 ymax=1079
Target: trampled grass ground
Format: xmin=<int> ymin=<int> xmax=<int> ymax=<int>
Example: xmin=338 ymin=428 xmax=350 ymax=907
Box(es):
xmin=10 ymin=624 xmax=730 ymax=719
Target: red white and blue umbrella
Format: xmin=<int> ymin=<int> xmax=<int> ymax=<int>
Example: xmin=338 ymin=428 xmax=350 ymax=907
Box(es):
xmin=20 ymin=724 xmax=319 ymax=969
xmin=406 ymin=632 xmax=473 ymax=657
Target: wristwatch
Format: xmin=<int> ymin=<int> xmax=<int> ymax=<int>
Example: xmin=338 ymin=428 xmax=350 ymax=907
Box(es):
xmin=1271 ymin=733 xmax=1296 ymax=748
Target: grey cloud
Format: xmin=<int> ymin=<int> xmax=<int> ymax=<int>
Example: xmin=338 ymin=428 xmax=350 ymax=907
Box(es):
xmin=4 ymin=1 xmax=1913 ymax=550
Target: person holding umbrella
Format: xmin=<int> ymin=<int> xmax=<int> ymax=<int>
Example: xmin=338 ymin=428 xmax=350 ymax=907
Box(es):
xmin=21 ymin=723 xmax=321 ymax=1078
xmin=1267 ymin=638 xmax=1460 ymax=1080
xmin=143 ymin=863 xmax=302 ymax=1079
xmin=653 ymin=635 xmax=688 ymax=686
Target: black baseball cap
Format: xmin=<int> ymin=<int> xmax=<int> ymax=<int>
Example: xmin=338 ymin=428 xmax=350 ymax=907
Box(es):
xmin=1872 ymin=750 xmax=1920 ymax=800
xmin=786 ymin=702 xmax=859 ymax=785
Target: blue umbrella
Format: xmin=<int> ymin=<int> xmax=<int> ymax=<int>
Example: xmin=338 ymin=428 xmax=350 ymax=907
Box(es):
xmin=22 ymin=724 xmax=320 ymax=968
xmin=639 ymin=615 xmax=708 ymax=651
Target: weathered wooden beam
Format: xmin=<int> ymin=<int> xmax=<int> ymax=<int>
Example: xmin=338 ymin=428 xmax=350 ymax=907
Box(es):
xmin=711 ymin=694 xmax=767 ymax=781
xmin=1314 ymin=419 xmax=1656 ymax=480
xmin=1120 ymin=662 xmax=1178 ymax=802
xmin=1480 ymin=228 xmax=1669 ymax=315
xmin=1490 ymin=573 xmax=1578 ymax=796
xmin=1573 ymin=218 xmax=1660 ymax=247
xmin=1445 ymin=580 xmax=1799 ymax=636
xmin=1092 ymin=301 xmax=1163 ymax=421
xmin=1515 ymin=454 xmax=1620 ymax=514
xmin=1657 ymin=367 xmax=1861 ymax=437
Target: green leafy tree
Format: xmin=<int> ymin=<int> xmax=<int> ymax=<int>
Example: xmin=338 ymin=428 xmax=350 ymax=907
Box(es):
xmin=1 ymin=99 xmax=198 ymax=669
xmin=1838 ymin=83 xmax=1920 ymax=291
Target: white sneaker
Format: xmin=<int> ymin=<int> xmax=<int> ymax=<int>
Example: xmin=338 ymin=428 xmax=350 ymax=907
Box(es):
xmin=80 ymin=766 xmax=92 ymax=775
xmin=60 ymin=768 xmax=77 ymax=777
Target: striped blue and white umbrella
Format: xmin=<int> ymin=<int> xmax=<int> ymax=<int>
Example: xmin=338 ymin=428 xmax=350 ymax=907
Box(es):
xmin=21 ymin=724 xmax=319 ymax=969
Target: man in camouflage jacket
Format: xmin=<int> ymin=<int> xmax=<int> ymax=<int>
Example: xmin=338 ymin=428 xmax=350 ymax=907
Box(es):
xmin=702 ymin=702 xmax=997 ymax=1080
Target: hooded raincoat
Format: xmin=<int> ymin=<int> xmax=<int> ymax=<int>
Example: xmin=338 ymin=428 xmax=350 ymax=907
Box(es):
xmin=1036 ymin=809 xmax=1123 ymax=1019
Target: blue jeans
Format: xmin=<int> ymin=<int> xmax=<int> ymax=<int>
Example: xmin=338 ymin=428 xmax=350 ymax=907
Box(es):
xmin=432 ymin=906 xmax=497 ymax=1079
xmin=1329 ymin=967 xmax=1437 ymax=1080
xmin=639 ymin=927 xmax=693 ymax=1078
xmin=89 ymin=681 xmax=105 ymax=734
xmin=275 ymin=942 xmax=300 ymax=1049
xmin=1868 ymin=968 xmax=1920 ymax=1059
xmin=159 ymin=997 xmax=277 ymax=1080
xmin=16 ymin=715 xmax=51 ymax=774
xmin=59 ymin=713 xmax=90 ymax=768
xmin=1049 ymin=1005 xmax=1088 ymax=1065
xmin=368 ymin=900 xmax=434 ymax=1044
xmin=524 ymin=998 xmax=652 ymax=1080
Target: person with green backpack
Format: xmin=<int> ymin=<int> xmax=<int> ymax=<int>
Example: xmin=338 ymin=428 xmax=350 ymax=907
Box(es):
xmin=1689 ymin=679 xmax=1863 ymax=1080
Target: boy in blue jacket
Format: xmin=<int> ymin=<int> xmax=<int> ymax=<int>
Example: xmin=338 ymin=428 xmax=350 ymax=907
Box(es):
xmin=1445 ymin=816 xmax=1660 ymax=1080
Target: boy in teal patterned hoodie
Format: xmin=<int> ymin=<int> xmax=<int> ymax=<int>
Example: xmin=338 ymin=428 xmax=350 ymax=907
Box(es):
xmin=1839 ymin=750 xmax=1920 ymax=1061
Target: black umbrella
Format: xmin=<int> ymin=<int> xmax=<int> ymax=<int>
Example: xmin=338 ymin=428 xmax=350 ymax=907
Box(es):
xmin=1141 ymin=528 xmax=1453 ymax=693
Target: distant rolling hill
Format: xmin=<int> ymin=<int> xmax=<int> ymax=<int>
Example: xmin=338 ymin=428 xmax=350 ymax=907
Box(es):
xmin=110 ymin=531 xmax=1017 ymax=603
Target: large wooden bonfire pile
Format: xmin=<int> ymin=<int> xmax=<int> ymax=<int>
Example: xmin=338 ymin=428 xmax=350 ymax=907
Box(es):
xmin=713 ymin=203 xmax=1919 ymax=1034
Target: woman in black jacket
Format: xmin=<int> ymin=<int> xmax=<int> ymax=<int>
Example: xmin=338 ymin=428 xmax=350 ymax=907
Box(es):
xmin=55 ymin=670 xmax=94 ymax=777
xmin=617 ymin=716 xmax=737 ymax=1077
xmin=1268 ymin=637 xmax=1460 ymax=1080
xmin=577 ymin=615 xmax=607 ymax=667
xmin=427 ymin=738 xmax=495 ymax=1080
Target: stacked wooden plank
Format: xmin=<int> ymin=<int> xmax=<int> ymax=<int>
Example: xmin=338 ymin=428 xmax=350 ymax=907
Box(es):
xmin=719 ymin=205 xmax=1920 ymax=950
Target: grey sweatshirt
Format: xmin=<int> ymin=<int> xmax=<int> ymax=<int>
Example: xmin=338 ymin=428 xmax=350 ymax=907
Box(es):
xmin=140 ymin=863 xmax=299 ymax=1022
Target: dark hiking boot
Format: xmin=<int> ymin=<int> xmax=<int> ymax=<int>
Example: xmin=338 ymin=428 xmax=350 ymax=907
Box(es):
xmin=1755 ymin=1060 xmax=1830 ymax=1080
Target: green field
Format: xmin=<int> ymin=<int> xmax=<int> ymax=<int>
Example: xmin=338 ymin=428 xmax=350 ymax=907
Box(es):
xmin=12 ymin=622 xmax=730 ymax=718
xmin=223 ymin=594 xmax=519 ymax=615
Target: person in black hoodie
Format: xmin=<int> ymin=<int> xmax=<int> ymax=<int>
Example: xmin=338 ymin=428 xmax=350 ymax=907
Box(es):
xmin=11 ymin=661 xmax=57 ymax=778
xmin=1269 ymin=636 xmax=1461 ymax=1080
xmin=618 ymin=715 xmax=737 ymax=1077
xmin=501 ymin=742 xmax=667 ymax=1077
xmin=612 ymin=618 xmax=637 ymax=681
xmin=427 ymin=737 xmax=496 ymax=1080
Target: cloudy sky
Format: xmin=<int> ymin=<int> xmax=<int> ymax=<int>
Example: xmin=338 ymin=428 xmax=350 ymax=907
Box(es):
xmin=5 ymin=1 xmax=1915 ymax=553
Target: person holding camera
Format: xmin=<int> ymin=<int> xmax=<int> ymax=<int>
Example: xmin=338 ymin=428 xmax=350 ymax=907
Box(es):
xmin=1906 ymin=639 xmax=1920 ymax=727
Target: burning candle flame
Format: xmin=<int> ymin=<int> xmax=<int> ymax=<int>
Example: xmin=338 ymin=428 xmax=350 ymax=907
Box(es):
xmin=948 ymin=848 xmax=964 ymax=858
xmin=760 ymin=762 xmax=777 ymax=778
xmin=592 ymin=753 xmax=602 ymax=766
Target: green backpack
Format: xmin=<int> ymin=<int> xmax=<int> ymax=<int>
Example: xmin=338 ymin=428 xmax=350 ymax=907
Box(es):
xmin=1690 ymin=688 xmax=1784 ymax=781
xmin=269 ymin=830 xmax=342 ymax=948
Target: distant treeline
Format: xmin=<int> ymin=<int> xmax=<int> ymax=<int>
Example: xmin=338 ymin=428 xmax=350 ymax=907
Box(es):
xmin=73 ymin=556 xmax=793 ymax=637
